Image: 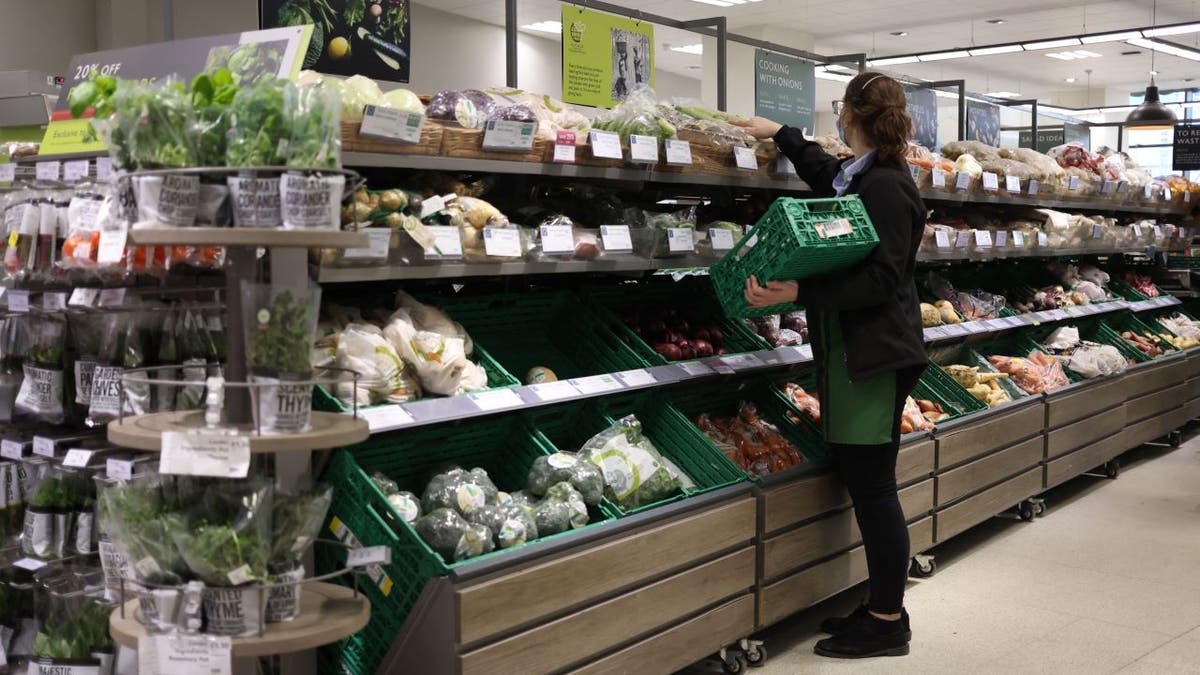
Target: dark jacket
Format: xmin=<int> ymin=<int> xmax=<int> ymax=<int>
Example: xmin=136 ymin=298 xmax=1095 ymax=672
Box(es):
xmin=774 ymin=126 xmax=928 ymax=382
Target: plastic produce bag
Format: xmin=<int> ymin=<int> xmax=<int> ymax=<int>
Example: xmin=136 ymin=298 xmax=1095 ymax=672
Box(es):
xmin=0 ymin=315 xmax=30 ymax=423
xmin=172 ymin=479 xmax=273 ymax=587
xmin=425 ymin=89 xmax=497 ymax=128
xmin=94 ymin=475 xmax=189 ymax=585
xmin=370 ymin=472 xmax=421 ymax=524
xmin=333 ymin=323 xmax=420 ymax=406
xmin=987 ymin=351 xmax=1069 ymax=394
xmin=286 ymin=84 xmax=341 ymax=169
xmin=526 ymin=452 xmax=604 ymax=504
xmin=542 ymin=482 xmax=588 ymax=529
xmin=591 ymin=86 xmax=676 ymax=141
xmin=1042 ymin=326 xmax=1081 ymax=352
xmin=382 ymin=304 xmax=487 ymax=397
xmin=465 ymin=503 xmax=537 ymax=549
xmin=1062 ymin=343 xmax=1127 ymax=379
xmin=421 ymin=467 xmax=498 ymax=516
xmin=579 ymin=415 xmax=682 ymax=510
xmin=414 ymin=507 xmax=494 ymax=563
xmin=15 ymin=315 xmax=67 ymax=424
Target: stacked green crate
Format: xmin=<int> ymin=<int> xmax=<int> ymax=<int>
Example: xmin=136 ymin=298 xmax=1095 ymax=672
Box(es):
xmin=1099 ymin=312 xmax=1180 ymax=359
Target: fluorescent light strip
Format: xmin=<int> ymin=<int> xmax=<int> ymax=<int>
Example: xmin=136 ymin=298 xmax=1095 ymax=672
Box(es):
xmin=1081 ymin=30 xmax=1143 ymax=43
xmin=815 ymin=70 xmax=853 ymax=82
xmin=1128 ymin=37 xmax=1200 ymax=61
xmin=868 ymin=55 xmax=921 ymax=66
xmin=918 ymin=50 xmax=970 ymax=61
xmin=522 ymin=20 xmax=562 ymax=34
xmin=985 ymin=91 xmax=1022 ymax=98
xmin=670 ymin=43 xmax=703 ymax=55
xmin=969 ymin=45 xmax=1023 ymax=56
xmin=687 ymin=0 xmax=734 ymax=6
xmin=1143 ymin=22 xmax=1200 ymax=37
xmin=1023 ymin=37 xmax=1082 ymax=50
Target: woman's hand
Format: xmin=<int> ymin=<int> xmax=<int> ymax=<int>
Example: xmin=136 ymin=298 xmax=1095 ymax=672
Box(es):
xmin=744 ymin=276 xmax=799 ymax=307
xmin=730 ymin=116 xmax=783 ymax=140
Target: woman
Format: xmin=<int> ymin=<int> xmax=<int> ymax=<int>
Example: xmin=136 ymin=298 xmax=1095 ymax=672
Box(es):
xmin=734 ymin=72 xmax=927 ymax=659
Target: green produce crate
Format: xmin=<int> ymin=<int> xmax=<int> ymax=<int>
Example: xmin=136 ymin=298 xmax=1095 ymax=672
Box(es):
xmin=972 ymin=336 xmax=1072 ymax=394
xmin=710 ymin=196 xmax=879 ymax=318
xmin=1146 ymin=308 xmax=1200 ymax=343
xmin=435 ymin=290 xmax=653 ymax=382
xmin=1099 ymin=312 xmax=1179 ymax=359
xmin=1108 ymin=278 xmax=1155 ymax=302
xmin=929 ymin=343 xmax=1029 ymax=403
xmin=668 ymin=377 xmax=827 ymax=478
xmin=1031 ymin=320 xmax=1150 ymax=376
xmin=312 ymin=341 xmax=519 ymax=413
xmin=585 ymin=280 xmax=770 ymax=366
xmin=914 ymin=363 xmax=988 ymax=421
xmin=530 ymin=392 xmax=749 ymax=516
xmin=315 ymin=416 xmax=615 ymax=675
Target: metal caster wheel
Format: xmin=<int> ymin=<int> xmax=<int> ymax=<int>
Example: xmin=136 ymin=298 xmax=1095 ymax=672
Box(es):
xmin=1034 ymin=501 xmax=1047 ymax=516
xmin=910 ymin=554 xmax=936 ymax=578
xmin=722 ymin=653 xmax=747 ymax=674
xmin=1104 ymin=460 xmax=1120 ymax=479
xmin=1018 ymin=502 xmax=1036 ymax=522
xmin=1168 ymin=430 xmax=1183 ymax=448
xmin=744 ymin=645 xmax=767 ymax=668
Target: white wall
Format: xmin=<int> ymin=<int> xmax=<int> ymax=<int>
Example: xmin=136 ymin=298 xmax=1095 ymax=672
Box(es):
xmin=0 ymin=0 xmax=97 ymax=73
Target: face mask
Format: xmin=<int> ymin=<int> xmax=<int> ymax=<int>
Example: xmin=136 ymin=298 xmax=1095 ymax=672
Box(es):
xmin=837 ymin=116 xmax=850 ymax=145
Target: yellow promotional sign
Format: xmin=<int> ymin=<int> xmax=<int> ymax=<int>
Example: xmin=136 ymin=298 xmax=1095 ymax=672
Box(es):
xmin=561 ymin=6 xmax=655 ymax=108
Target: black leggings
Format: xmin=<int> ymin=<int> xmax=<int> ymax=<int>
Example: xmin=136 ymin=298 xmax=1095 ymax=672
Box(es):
xmin=829 ymin=367 xmax=923 ymax=615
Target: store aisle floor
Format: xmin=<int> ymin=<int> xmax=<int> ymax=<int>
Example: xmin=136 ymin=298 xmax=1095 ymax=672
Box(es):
xmin=680 ymin=435 xmax=1200 ymax=675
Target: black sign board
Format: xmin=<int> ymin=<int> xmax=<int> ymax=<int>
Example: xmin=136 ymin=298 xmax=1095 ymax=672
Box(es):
xmin=1173 ymin=123 xmax=1200 ymax=171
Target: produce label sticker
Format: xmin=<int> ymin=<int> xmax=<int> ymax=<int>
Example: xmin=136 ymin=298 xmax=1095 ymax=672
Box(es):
xmin=974 ymin=230 xmax=992 ymax=248
xmin=954 ymin=172 xmax=971 ymax=190
xmin=1005 ymin=175 xmax=1021 ymax=192
xmin=814 ymin=218 xmax=853 ymax=239
xmin=1027 ymin=179 xmax=1040 ymax=196
xmin=482 ymin=120 xmax=537 ymax=152
xmin=1 ymin=440 xmax=24 ymax=460
xmin=994 ymin=231 xmax=1008 ymax=248
xmin=1013 ymin=231 xmax=1026 ymax=247
xmin=36 ymin=161 xmax=61 ymax=182
xmin=342 ymin=229 xmax=392 ymax=261
xmin=600 ymin=225 xmax=633 ymax=252
xmin=570 ymin=374 xmax=623 ymax=395
xmin=7 ymin=290 xmax=29 ymax=313
xmin=42 ymin=292 xmax=68 ymax=311
xmin=347 ymin=545 xmax=392 ymax=567
xmin=931 ymin=169 xmax=946 ymax=188
xmin=143 ymin=634 xmax=232 ymax=675
xmin=69 ymin=288 xmax=99 ymax=307
xmin=665 ymin=139 xmax=693 ymax=166
xmin=0 ymin=163 xmax=14 ymax=183
xmin=359 ymin=106 xmax=425 ymax=144
xmin=589 ymin=131 xmax=623 ymax=159
xmin=32 ymin=436 xmax=54 ymax=457
xmin=528 ymin=380 xmax=580 ymax=402
xmin=667 ymin=228 xmax=694 ymax=252
xmin=540 ymin=224 xmax=575 ymax=254
xmin=424 ymin=226 xmax=463 ymax=259
xmin=678 ymin=361 xmax=713 ymax=377
xmin=553 ymin=130 xmax=576 ymax=163
xmin=1068 ymin=175 xmax=1081 ymax=191
xmin=160 ymin=432 xmax=251 ymax=478
xmin=734 ymin=146 xmax=758 ymax=171
xmin=95 ymin=157 xmax=113 ymax=182
xmin=629 ymin=135 xmax=659 ymax=163
xmin=954 ymin=232 xmax=971 ymax=249
xmin=709 ymin=228 xmax=736 ymax=251
xmin=934 ymin=231 xmax=951 ymax=249
xmin=355 ymin=405 xmax=415 ymax=432
xmin=468 ymin=388 xmax=523 ymax=411
xmin=62 ymin=448 xmax=94 ymax=469
xmin=483 ymin=227 xmax=522 ymax=257
xmin=615 ymin=369 xmax=657 ymax=387
xmin=96 ymin=227 xmax=128 ymax=265
xmin=98 ymin=288 xmax=127 ymax=308
xmin=982 ymin=172 xmax=999 ymax=192
xmin=106 ymin=458 xmax=134 ymax=481
xmin=63 ymin=159 xmax=90 ymax=183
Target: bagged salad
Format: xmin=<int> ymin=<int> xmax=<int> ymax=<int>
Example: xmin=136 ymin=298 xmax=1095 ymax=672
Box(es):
xmin=579 ymin=415 xmax=683 ymax=510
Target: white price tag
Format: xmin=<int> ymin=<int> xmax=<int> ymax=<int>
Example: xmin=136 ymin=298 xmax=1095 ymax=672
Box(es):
xmin=974 ymin=230 xmax=993 ymax=248
xmin=1162 ymin=187 xmax=1173 ymax=202
xmin=95 ymin=156 xmax=113 ymax=181
xmin=955 ymin=172 xmax=971 ymax=190
xmin=159 ymin=432 xmax=251 ymax=478
xmin=7 ymin=290 xmax=29 ymax=313
xmin=0 ymin=163 xmax=14 ymax=183
xmin=528 ymin=380 xmax=579 ymax=402
xmin=569 ymin=374 xmax=623 ymax=395
xmin=36 ymin=161 xmax=60 ymax=182
xmin=1144 ymin=184 xmax=1154 ymax=200
xmin=32 ymin=436 xmax=53 ymax=457
xmin=720 ymin=353 xmax=764 ymax=369
xmin=1005 ymin=175 xmax=1021 ymax=192
xmin=424 ymin=225 xmax=463 ymax=258
xmin=909 ymin=164 xmax=920 ymax=182
xmin=665 ymin=139 xmax=693 ymax=166
xmin=418 ymin=195 xmax=446 ymax=220
xmin=1068 ymin=175 xmax=1081 ymax=191
xmin=615 ymin=369 xmax=657 ymax=387
xmin=589 ymin=130 xmax=623 ymax=159
xmin=553 ymin=130 xmax=577 ymax=163
xmin=62 ymin=448 xmax=94 ymax=468
xmin=342 ymin=228 xmax=393 ymax=260
xmin=347 ymin=545 xmax=392 ymax=567
xmin=356 ymin=405 xmax=414 ymax=431
xmin=1037 ymin=232 xmax=1049 ymax=247
xmin=1013 ymin=231 xmax=1025 ymax=247
xmin=63 ymin=159 xmax=89 ymax=183
xmin=934 ymin=231 xmax=950 ymax=249
xmin=1005 ymin=316 xmax=1027 ymax=328
xmin=1028 ymin=179 xmax=1040 ymax=196
xmin=629 ymin=135 xmax=659 ymax=163
xmin=995 ymin=231 xmax=1008 ymax=247
xmin=359 ymin=106 xmax=425 ymax=144
xmin=982 ymin=172 xmax=999 ymax=191
xmin=13 ymin=558 xmax=47 ymax=572
xmin=734 ymin=146 xmax=758 ymax=171
xmin=943 ymin=323 xmax=970 ymax=337
xmin=709 ymin=228 xmax=736 ymax=252
xmin=600 ymin=225 xmax=633 ymax=252
xmin=42 ymin=292 xmax=67 ymax=311
xmin=69 ymin=288 xmax=99 ymax=307
xmin=667 ymin=227 xmax=695 ymax=253
xmin=97 ymin=227 xmax=128 ymax=265
xmin=98 ymin=287 xmax=127 ymax=307
xmin=1101 ymin=180 xmax=1117 ymax=195
xmin=539 ymin=224 xmax=575 ymax=254
xmin=482 ymin=227 xmax=522 ymax=257
xmin=924 ymin=326 xmax=947 ymax=341
xmin=1 ymin=440 xmax=24 ymax=460
xmin=955 ymin=231 xmax=971 ymax=248
xmin=481 ymin=120 xmax=537 ymax=151
xmin=931 ymin=168 xmax=946 ymax=188
xmin=146 ymin=634 xmax=232 ymax=675
xmin=678 ymin=361 xmax=713 ymax=376
xmin=106 ymin=458 xmax=135 ymax=480
xmin=1092 ymin=224 xmax=1103 ymax=239
xmin=1153 ymin=225 xmax=1163 ymax=240
xmin=468 ymin=388 xmax=524 ymax=411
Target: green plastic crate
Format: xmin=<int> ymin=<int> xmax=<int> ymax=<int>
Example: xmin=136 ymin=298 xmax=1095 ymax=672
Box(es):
xmin=1099 ymin=312 xmax=1180 ymax=359
xmin=530 ymin=393 xmax=749 ymax=516
xmin=914 ymin=363 xmax=988 ymax=421
xmin=312 ymin=341 xmax=519 ymax=413
xmin=1030 ymin=319 xmax=1150 ymax=377
xmin=710 ymin=196 xmax=879 ymax=318
xmin=315 ymin=416 xmax=616 ymax=675
xmin=971 ymin=336 xmax=1073 ymax=395
xmin=668 ymin=378 xmax=827 ymax=478
xmin=1108 ymin=278 xmax=1153 ymax=302
xmin=930 ymin=343 xmax=1029 ymax=403
xmin=585 ymin=280 xmax=770 ymax=367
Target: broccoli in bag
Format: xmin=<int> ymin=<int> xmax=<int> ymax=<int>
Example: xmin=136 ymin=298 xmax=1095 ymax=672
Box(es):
xmin=421 ymin=467 xmax=498 ymax=516
xmin=465 ymin=503 xmax=538 ymax=550
xmin=579 ymin=415 xmax=682 ymax=510
xmin=527 ymin=452 xmax=604 ymax=505
xmin=543 ymin=482 xmax=589 ymax=529
xmin=414 ymin=508 xmax=494 ymax=563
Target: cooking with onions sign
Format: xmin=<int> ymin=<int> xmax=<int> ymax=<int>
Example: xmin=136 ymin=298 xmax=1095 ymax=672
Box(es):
xmin=754 ymin=49 xmax=815 ymax=135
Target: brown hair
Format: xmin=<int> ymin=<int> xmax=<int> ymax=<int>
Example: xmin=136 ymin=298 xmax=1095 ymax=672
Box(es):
xmin=842 ymin=72 xmax=911 ymax=168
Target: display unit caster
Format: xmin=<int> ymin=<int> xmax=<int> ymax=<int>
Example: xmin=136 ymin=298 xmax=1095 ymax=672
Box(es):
xmin=1168 ymin=430 xmax=1183 ymax=448
xmin=1028 ymin=497 xmax=1047 ymax=516
xmin=910 ymin=553 xmax=936 ymax=578
xmin=1103 ymin=459 xmax=1120 ymax=479
xmin=740 ymin=639 xmax=767 ymax=668
xmin=718 ymin=649 xmax=747 ymax=674
xmin=1017 ymin=500 xmax=1037 ymax=522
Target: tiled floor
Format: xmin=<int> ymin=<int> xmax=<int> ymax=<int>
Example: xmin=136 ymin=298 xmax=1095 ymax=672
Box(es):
xmin=682 ymin=436 xmax=1200 ymax=675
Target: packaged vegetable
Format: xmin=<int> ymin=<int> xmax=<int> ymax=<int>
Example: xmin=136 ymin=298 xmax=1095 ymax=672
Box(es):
xmin=465 ymin=503 xmax=537 ymax=549
xmin=527 ymin=452 xmax=604 ymax=504
xmin=579 ymin=415 xmax=682 ymax=510
xmin=171 ymin=479 xmax=273 ymax=587
xmin=693 ymin=402 xmax=804 ymax=477
xmin=331 ymin=323 xmax=420 ymax=406
xmin=591 ymin=86 xmax=676 ymax=141
xmin=415 ymin=507 xmax=494 ymax=563
xmin=542 ymin=481 xmax=589 ymax=529
xmin=421 ymin=467 xmax=498 ymax=516
xmin=987 ymin=351 xmax=1069 ymax=394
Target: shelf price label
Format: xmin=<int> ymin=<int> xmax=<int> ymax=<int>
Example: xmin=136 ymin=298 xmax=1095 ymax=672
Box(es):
xmin=32 ymin=436 xmax=54 ymax=457
xmin=528 ymin=380 xmax=579 ymax=402
xmin=0 ymin=163 xmax=14 ymax=183
xmin=1013 ymin=231 xmax=1026 ymax=247
xmin=160 ymin=432 xmax=251 ymax=478
xmin=1005 ymin=175 xmax=1021 ymax=193
xmin=974 ymin=230 xmax=993 ymax=248
xmin=994 ymin=230 xmax=1008 ymax=248
xmin=720 ymin=353 xmax=763 ymax=370
xmin=954 ymin=231 xmax=971 ymax=249
xmin=359 ymin=105 xmax=425 ymax=144
xmin=629 ymin=134 xmax=659 ymax=163
xmin=734 ymin=146 xmax=758 ymax=171
xmin=615 ymin=369 xmax=657 ymax=387
xmin=1027 ymin=179 xmax=1040 ymax=196
xmin=423 ymin=226 xmax=463 ymax=258
xmin=909 ymin=164 xmax=920 ymax=182
xmin=36 ymin=161 xmax=61 ymax=182
xmin=98 ymin=287 xmax=127 ymax=307
xmin=6 ymin=290 xmax=29 ymax=313
xmin=600 ymin=225 xmax=633 ymax=252
xmin=482 ymin=227 xmax=522 ymax=257
xmin=481 ymin=120 xmax=536 ymax=152
xmin=931 ymin=168 xmax=946 ymax=188
xmin=1068 ymin=175 xmax=1081 ymax=192
xmin=776 ymin=155 xmax=797 ymax=175
xmin=569 ymin=374 xmax=623 ymax=395
xmin=539 ymin=224 xmax=575 ymax=254
xmin=342 ymin=229 xmax=393 ymax=261
xmin=1092 ymin=224 xmax=1103 ymax=239
xmin=97 ymin=227 xmax=129 ymax=265
xmin=665 ymin=139 xmax=693 ymax=166
xmin=1 ymin=440 xmax=25 ymax=460
xmin=62 ymin=448 xmax=95 ymax=468
xmin=63 ymin=159 xmax=90 ymax=183
xmin=356 ymin=405 xmax=414 ymax=431
xmin=348 ymin=545 xmax=392 ymax=568
xmin=1101 ymin=180 xmax=1117 ymax=195
xmin=955 ymin=172 xmax=971 ymax=190
xmin=667 ymin=227 xmax=694 ymax=253
xmin=467 ymin=388 xmax=523 ymax=411
xmin=982 ymin=172 xmax=999 ymax=192
xmin=553 ymin=130 xmax=576 ymax=163
xmin=589 ymin=130 xmax=623 ymax=159
xmin=42 ymin=292 xmax=68 ymax=311
xmin=709 ymin=228 xmax=736 ymax=252
xmin=95 ymin=156 xmax=113 ymax=181
xmin=69 ymin=288 xmax=99 ymax=307
xmin=678 ymin=361 xmax=713 ymax=377
xmin=1037 ymin=232 xmax=1049 ymax=247
xmin=934 ymin=231 xmax=951 ymax=249
xmin=106 ymin=458 xmax=135 ymax=481
xmin=145 ymin=634 xmax=232 ymax=675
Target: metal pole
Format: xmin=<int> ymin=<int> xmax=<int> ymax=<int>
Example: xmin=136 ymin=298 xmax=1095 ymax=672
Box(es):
xmin=1031 ymin=100 xmax=1039 ymax=151
xmin=716 ymin=17 xmax=727 ymax=111
xmin=505 ymin=0 xmax=517 ymax=88
xmin=956 ymin=82 xmax=966 ymax=141
xmin=162 ymin=0 xmax=174 ymax=40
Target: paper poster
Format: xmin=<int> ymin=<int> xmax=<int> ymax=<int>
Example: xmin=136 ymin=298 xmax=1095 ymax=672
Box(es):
xmin=562 ymin=5 xmax=655 ymax=108
xmin=1173 ymin=123 xmax=1200 ymax=171
xmin=754 ymin=49 xmax=815 ymax=133
xmin=904 ymin=85 xmax=937 ymax=150
xmin=966 ymin=100 xmax=1000 ymax=147
xmin=261 ymin=0 xmax=411 ymax=83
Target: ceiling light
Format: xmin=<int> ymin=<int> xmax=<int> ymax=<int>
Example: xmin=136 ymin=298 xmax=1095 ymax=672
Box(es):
xmin=985 ymin=91 xmax=1022 ymax=98
xmin=815 ymin=70 xmax=853 ymax=82
xmin=986 ymin=19 xmax=1005 ymax=25
xmin=1064 ymin=77 xmax=1076 ymax=83
xmin=670 ymin=43 xmax=703 ymax=55
xmin=969 ymin=45 xmax=1023 ymax=56
xmin=522 ymin=20 xmax=562 ymax=34
xmin=686 ymin=0 xmax=734 ymax=6
xmin=1142 ymin=22 xmax=1200 ymax=37
xmin=824 ymin=64 xmax=856 ymax=73
xmin=1046 ymin=50 xmax=1102 ymax=60
xmin=890 ymin=31 xmax=908 ymax=36
xmin=868 ymin=55 xmax=921 ymax=66
xmin=1081 ymin=30 xmax=1144 ymax=43
xmin=1046 ymin=52 xmax=1076 ymax=60
xmin=1023 ymin=37 xmax=1083 ymax=50
xmin=1126 ymin=77 xmax=1178 ymax=129
xmin=917 ymin=50 xmax=970 ymax=61
xmin=1128 ymin=37 xmax=1200 ymax=61
xmin=1075 ymin=50 xmax=1102 ymax=58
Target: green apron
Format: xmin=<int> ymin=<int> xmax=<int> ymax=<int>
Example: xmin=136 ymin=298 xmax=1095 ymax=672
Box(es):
xmin=815 ymin=311 xmax=897 ymax=445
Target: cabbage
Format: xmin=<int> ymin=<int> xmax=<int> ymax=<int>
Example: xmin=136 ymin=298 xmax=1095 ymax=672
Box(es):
xmin=381 ymin=88 xmax=424 ymax=115
xmin=339 ymin=75 xmax=384 ymax=121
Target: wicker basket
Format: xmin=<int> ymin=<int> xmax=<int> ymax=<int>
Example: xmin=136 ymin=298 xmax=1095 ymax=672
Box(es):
xmin=441 ymin=125 xmax=549 ymax=163
xmin=340 ymin=120 xmax=444 ymax=156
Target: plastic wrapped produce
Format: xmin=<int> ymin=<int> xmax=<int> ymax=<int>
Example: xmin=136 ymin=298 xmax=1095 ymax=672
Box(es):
xmin=988 ymin=351 xmax=1069 ymax=394
xmin=942 ymin=364 xmax=1011 ymax=408
xmin=383 ymin=308 xmax=487 ymax=396
xmin=579 ymin=415 xmax=683 ymax=510
xmin=488 ymin=104 xmax=537 ymax=123
xmin=542 ymin=482 xmax=589 ymax=529
xmin=526 ymin=452 xmax=604 ymax=504
xmin=953 ymin=153 xmax=984 ymax=178
xmin=591 ymin=86 xmax=677 ymax=141
xmin=331 ymin=323 xmax=421 ymax=406
xmin=426 ymin=89 xmax=497 ymax=128
xmin=531 ymin=498 xmax=572 ymax=536
xmin=781 ymin=383 xmax=820 ymax=422
xmin=415 ymin=508 xmax=494 ymax=562
xmin=941 ymin=141 xmax=1000 ymax=162
xmin=484 ymin=88 xmax=591 ymax=140
xmin=692 ymin=403 xmax=804 ymax=477
xmin=465 ymin=503 xmax=537 ymax=549
xmin=998 ymin=147 xmax=1066 ymax=183
xmin=421 ymin=467 xmax=498 ymax=516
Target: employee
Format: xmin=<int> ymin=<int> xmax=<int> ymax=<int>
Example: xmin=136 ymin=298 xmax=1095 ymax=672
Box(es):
xmin=734 ymin=72 xmax=927 ymax=659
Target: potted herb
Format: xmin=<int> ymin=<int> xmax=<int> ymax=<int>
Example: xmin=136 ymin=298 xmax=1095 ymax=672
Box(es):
xmin=243 ymin=280 xmax=321 ymax=434
xmin=15 ymin=314 xmax=68 ymax=425
xmin=191 ymin=69 xmax=239 ymax=226
xmin=32 ymin=566 xmax=115 ymax=671
xmin=0 ymin=314 xmax=30 ymax=422
xmin=226 ymin=78 xmax=291 ymax=228
xmin=21 ymin=463 xmax=76 ymax=559
xmin=124 ymin=79 xmax=202 ymax=227
xmin=279 ymin=85 xmax=344 ymax=230
xmin=265 ymin=485 xmax=331 ymax=622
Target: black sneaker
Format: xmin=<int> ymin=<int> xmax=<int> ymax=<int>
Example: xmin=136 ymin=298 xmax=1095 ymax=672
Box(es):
xmin=821 ymin=605 xmax=911 ymax=639
xmin=814 ymin=611 xmax=911 ymax=659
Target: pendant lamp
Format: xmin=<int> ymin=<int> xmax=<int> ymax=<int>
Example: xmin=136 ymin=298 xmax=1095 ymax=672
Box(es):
xmin=1127 ymin=0 xmax=1178 ymax=129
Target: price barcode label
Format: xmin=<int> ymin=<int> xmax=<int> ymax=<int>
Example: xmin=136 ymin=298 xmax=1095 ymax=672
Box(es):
xmin=160 ymin=432 xmax=251 ymax=478
xmin=678 ymin=362 xmax=713 ymax=376
xmin=665 ymin=139 xmax=693 ymax=166
xmin=734 ymin=146 xmax=758 ymax=171
xmin=468 ymin=388 xmax=523 ymax=411
xmin=570 ymin=374 xmax=623 ymax=395
xmin=600 ymin=225 xmax=633 ymax=252
xmin=667 ymin=227 xmax=694 ymax=253
xmin=482 ymin=227 xmax=522 ymax=257
xmin=106 ymin=458 xmax=135 ymax=481
xmin=1 ymin=440 xmax=24 ymax=460
xmin=539 ymin=224 xmax=575 ymax=254
xmin=616 ymin=369 xmax=657 ymax=387
xmin=709 ymin=228 xmax=736 ymax=251
xmin=32 ymin=436 xmax=53 ymax=457
xmin=955 ymin=172 xmax=971 ymax=190
xmin=629 ymin=134 xmax=659 ymax=163
xmin=1038 ymin=232 xmax=1049 ymax=247
xmin=69 ymin=288 xmax=99 ymax=307
xmin=356 ymin=405 xmax=415 ymax=431
xmin=528 ymin=380 xmax=579 ymax=402
xmin=1005 ymin=175 xmax=1021 ymax=192
xmin=347 ymin=546 xmax=392 ymax=567
xmin=98 ymin=287 xmax=127 ymax=307
xmin=7 ymin=290 xmax=29 ymax=313
xmin=982 ymin=172 xmax=999 ymax=191
xmin=553 ymin=130 xmax=576 ymax=163
xmin=62 ymin=448 xmax=94 ymax=468
xmin=36 ymin=161 xmax=60 ymax=181
xmin=974 ymin=230 xmax=993 ymax=248
xmin=63 ymin=159 xmax=89 ymax=183
xmin=589 ymin=130 xmax=623 ymax=159
xmin=932 ymin=168 xmax=946 ymax=188
xmin=935 ymin=231 xmax=951 ymax=249
xmin=42 ymin=292 xmax=68 ymax=311
xmin=1068 ymin=175 xmax=1081 ymax=191
xmin=359 ymin=106 xmax=425 ymax=144
xmin=0 ymin=163 xmax=14 ymax=183
xmin=1013 ymin=231 xmax=1026 ymax=247
xmin=1028 ymin=180 xmax=1040 ymax=196
xmin=95 ymin=156 xmax=113 ymax=181
xmin=955 ymin=231 xmax=971 ymax=248
xmin=481 ymin=120 xmax=536 ymax=151
xmin=995 ymin=231 xmax=1008 ymax=247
